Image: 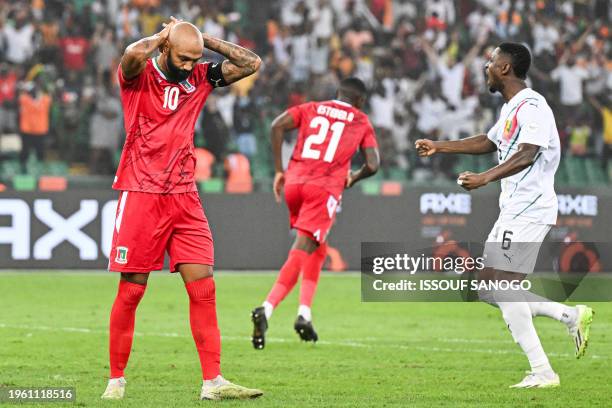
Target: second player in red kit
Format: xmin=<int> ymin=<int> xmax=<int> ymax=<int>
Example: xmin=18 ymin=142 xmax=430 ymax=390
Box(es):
xmin=283 ymin=98 xmax=378 ymax=242
xmin=251 ymin=78 xmax=380 ymax=348
xmin=102 ymin=17 xmax=263 ymax=401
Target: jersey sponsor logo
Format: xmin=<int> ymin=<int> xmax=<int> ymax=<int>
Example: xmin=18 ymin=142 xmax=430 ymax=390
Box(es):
xmin=558 ymin=194 xmax=598 ymax=216
xmin=420 ymin=193 xmax=471 ymax=215
xmin=179 ymin=79 xmax=196 ymax=94
xmin=115 ymin=246 xmax=129 ymax=264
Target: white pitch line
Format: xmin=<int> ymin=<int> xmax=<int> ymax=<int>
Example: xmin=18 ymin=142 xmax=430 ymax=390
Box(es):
xmin=0 ymin=323 xmax=606 ymax=360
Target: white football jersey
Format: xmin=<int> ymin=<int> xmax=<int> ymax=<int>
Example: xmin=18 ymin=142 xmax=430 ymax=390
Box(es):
xmin=486 ymin=88 xmax=560 ymax=225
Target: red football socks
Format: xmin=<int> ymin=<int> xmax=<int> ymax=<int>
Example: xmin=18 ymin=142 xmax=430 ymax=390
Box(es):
xmin=185 ymin=277 xmax=221 ymax=380
xmin=266 ymin=249 xmax=309 ymax=307
xmin=109 ymin=280 xmax=146 ymax=378
xmin=299 ymin=243 xmax=327 ymax=307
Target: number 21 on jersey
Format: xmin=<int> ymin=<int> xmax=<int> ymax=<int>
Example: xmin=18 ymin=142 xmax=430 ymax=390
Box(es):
xmin=163 ymin=86 xmax=179 ymax=110
xmin=301 ymin=116 xmax=345 ymax=162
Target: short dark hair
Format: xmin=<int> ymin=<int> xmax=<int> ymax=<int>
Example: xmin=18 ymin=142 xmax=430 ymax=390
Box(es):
xmin=498 ymin=42 xmax=531 ymax=79
xmin=338 ymin=77 xmax=367 ymax=102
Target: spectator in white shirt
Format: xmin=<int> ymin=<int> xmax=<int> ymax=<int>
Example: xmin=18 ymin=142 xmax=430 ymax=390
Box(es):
xmin=272 ymin=26 xmax=291 ymax=67
xmin=393 ymin=0 xmax=417 ymax=24
xmin=289 ymin=25 xmax=310 ymax=82
xmin=585 ymin=53 xmax=608 ymax=97
xmin=370 ymin=77 xmax=398 ymax=169
xmin=466 ymin=5 xmax=495 ymax=40
xmin=420 ymin=32 xmax=488 ymax=107
xmin=530 ymin=15 xmax=559 ymax=57
xmin=309 ymin=37 xmax=330 ymax=76
xmin=89 ymin=75 xmax=122 ymax=174
xmin=3 ymin=11 xmax=35 ymax=65
xmin=550 ymin=56 xmax=590 ymax=106
xmin=281 ymin=0 xmax=307 ymax=27
xmin=412 ymin=85 xmax=448 ymax=135
xmin=309 ymin=0 xmax=334 ymax=39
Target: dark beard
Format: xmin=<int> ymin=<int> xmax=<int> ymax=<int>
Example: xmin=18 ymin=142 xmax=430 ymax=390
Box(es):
xmin=166 ymin=57 xmax=191 ymax=83
xmin=488 ymin=80 xmax=502 ymax=94
xmin=485 ymin=72 xmax=497 ymax=94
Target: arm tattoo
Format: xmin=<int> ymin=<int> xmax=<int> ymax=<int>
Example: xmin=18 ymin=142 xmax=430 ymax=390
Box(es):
xmin=203 ymin=35 xmax=261 ymax=83
xmin=122 ymin=34 xmax=164 ymax=79
xmin=125 ymin=34 xmax=163 ymax=59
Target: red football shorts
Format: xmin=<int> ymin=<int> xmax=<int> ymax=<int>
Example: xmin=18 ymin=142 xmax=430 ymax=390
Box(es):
xmin=284 ymin=183 xmax=340 ymax=243
xmin=108 ymin=191 xmax=214 ymax=273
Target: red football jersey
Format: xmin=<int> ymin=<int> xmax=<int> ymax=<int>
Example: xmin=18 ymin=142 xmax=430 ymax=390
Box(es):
xmin=285 ymin=100 xmax=378 ymax=196
xmin=114 ymin=58 xmax=219 ymax=193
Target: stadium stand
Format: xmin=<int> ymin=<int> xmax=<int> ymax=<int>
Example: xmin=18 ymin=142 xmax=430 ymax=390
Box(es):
xmin=0 ymin=0 xmax=610 ymax=192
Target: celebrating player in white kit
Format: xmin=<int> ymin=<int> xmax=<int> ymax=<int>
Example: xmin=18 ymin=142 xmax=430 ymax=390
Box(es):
xmin=416 ymin=42 xmax=593 ymax=388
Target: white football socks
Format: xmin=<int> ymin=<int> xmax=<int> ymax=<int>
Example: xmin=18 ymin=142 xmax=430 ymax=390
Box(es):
xmin=262 ymin=302 xmax=312 ymax=321
xmin=262 ymin=301 xmax=274 ymax=320
xmin=522 ymin=293 xmax=577 ymax=325
xmin=481 ymin=288 xmax=578 ymax=327
xmin=297 ymin=305 xmax=312 ymax=321
xmin=498 ymin=301 xmax=553 ymax=374
xmin=203 ymin=375 xmax=228 ymax=387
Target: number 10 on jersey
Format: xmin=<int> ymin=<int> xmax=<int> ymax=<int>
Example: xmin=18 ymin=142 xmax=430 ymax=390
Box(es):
xmin=163 ymin=86 xmax=179 ymax=110
xmin=302 ymin=116 xmax=346 ymax=162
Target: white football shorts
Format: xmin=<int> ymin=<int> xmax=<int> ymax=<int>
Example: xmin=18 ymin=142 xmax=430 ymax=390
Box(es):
xmin=483 ymin=218 xmax=552 ymax=274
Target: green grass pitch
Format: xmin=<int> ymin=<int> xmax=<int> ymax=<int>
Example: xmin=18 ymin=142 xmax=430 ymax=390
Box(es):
xmin=0 ymin=271 xmax=610 ymax=407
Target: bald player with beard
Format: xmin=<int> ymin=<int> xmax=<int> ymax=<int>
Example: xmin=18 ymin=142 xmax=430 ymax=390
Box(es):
xmin=101 ymin=18 xmax=263 ymax=400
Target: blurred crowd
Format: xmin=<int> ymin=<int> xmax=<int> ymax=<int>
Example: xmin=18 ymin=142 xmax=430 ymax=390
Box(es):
xmin=0 ymin=0 xmax=610 ymax=184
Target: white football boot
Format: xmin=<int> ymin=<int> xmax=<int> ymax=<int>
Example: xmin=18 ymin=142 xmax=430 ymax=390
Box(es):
xmin=510 ymin=371 xmax=560 ymax=389
xmin=568 ymin=305 xmax=594 ymax=358
xmin=101 ymin=377 xmax=126 ymax=399
xmin=200 ymin=375 xmax=263 ymax=400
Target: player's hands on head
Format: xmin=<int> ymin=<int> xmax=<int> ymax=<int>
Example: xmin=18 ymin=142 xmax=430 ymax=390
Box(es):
xmin=273 ymin=172 xmax=285 ymax=203
xmin=457 ymin=171 xmax=488 ymax=191
xmin=415 ymin=139 xmax=437 ymax=157
xmin=158 ymin=16 xmax=181 ymax=52
xmin=159 ymin=16 xmax=180 ymax=37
